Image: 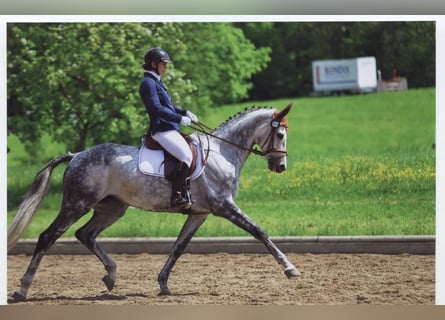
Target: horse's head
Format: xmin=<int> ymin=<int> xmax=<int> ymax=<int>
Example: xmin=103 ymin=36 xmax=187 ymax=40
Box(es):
xmin=258 ymin=104 xmax=292 ymax=173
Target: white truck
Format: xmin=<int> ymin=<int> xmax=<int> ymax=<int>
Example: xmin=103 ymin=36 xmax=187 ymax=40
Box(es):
xmin=312 ymin=56 xmax=378 ymax=95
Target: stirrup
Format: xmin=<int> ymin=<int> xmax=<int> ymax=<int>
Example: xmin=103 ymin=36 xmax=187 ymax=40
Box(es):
xmin=171 ymin=191 xmax=192 ymax=210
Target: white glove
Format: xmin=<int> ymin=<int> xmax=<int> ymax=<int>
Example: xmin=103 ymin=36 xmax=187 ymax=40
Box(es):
xmin=186 ymin=110 xmax=199 ymax=123
xmin=180 ymin=116 xmax=191 ymax=126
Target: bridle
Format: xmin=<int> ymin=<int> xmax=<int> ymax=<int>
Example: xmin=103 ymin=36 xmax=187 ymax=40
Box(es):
xmin=189 ymin=107 xmax=290 ymax=159
xmin=258 ymin=113 xmax=288 ymax=157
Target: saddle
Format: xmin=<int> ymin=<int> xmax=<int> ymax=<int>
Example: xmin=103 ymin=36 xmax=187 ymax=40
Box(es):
xmin=143 ymin=132 xmax=199 ymax=181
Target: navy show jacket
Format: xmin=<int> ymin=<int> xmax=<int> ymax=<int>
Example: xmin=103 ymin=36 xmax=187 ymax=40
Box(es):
xmin=139 ymin=72 xmax=187 ymax=135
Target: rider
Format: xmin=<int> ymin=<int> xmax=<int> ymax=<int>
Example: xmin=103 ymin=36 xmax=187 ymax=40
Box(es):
xmin=140 ymin=47 xmax=198 ymax=210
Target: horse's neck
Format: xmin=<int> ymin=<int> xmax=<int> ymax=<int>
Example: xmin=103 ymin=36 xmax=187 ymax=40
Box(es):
xmin=212 ymin=109 xmax=273 ymax=167
xmin=214 ymin=109 xmax=272 ymax=146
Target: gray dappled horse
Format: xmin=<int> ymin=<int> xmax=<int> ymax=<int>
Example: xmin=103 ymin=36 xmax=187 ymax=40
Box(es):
xmin=8 ymin=104 xmax=300 ymax=302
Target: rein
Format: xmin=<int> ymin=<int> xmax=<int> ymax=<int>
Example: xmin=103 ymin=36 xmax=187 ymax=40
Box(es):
xmin=189 ymin=113 xmax=288 ymax=158
xmin=190 ymin=122 xmax=265 ymax=156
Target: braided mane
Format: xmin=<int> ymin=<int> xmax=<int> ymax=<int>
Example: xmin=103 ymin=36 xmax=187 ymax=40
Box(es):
xmin=213 ymin=106 xmax=274 ymax=132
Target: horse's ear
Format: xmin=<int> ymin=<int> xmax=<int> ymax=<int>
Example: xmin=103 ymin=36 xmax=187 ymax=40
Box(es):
xmin=276 ymin=103 xmax=292 ymax=121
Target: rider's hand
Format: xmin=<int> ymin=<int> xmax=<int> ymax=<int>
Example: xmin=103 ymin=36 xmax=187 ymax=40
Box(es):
xmin=180 ymin=116 xmax=192 ymax=126
xmin=186 ymin=110 xmax=199 ymax=123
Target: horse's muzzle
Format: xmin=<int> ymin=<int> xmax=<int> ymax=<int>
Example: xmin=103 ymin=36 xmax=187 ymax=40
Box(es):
xmin=268 ymin=157 xmax=287 ymax=173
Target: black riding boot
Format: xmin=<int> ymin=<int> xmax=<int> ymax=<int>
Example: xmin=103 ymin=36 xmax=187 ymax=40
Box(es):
xmin=171 ymin=162 xmax=193 ymax=210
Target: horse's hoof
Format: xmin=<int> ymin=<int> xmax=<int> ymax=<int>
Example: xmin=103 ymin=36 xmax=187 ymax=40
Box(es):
xmin=12 ymin=291 xmax=27 ymax=302
xmin=102 ymin=275 xmax=115 ymax=291
xmin=158 ymin=289 xmax=171 ymax=296
xmin=285 ymin=267 xmax=301 ymax=278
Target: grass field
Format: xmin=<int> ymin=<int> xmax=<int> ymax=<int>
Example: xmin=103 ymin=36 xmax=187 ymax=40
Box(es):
xmin=7 ymin=88 xmax=435 ymax=238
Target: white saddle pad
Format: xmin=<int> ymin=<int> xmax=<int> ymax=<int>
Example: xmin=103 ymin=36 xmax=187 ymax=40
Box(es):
xmin=138 ymin=136 xmax=205 ymax=181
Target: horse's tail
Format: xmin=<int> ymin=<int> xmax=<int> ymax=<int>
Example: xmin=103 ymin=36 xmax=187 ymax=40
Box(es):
xmin=7 ymin=152 xmax=75 ymax=252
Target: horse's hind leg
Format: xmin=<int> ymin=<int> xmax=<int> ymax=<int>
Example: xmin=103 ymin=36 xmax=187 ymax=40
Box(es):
xmin=158 ymin=214 xmax=208 ymax=295
xmin=75 ymin=196 xmax=128 ymax=291
xmin=13 ymin=204 xmax=90 ymax=302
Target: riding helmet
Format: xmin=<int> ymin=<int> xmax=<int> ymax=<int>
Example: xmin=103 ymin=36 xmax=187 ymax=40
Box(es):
xmin=143 ymin=48 xmax=173 ymax=70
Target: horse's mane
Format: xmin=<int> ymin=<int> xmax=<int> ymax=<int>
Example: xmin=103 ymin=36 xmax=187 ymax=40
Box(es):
xmin=213 ymin=106 xmax=274 ymax=133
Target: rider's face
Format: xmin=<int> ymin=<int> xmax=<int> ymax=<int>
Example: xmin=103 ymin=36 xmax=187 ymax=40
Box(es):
xmin=156 ymin=62 xmax=168 ymax=76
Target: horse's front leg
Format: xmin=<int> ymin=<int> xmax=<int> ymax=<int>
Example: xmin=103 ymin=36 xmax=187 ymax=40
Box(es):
xmin=158 ymin=214 xmax=208 ymax=295
xmin=213 ymin=201 xmax=301 ymax=278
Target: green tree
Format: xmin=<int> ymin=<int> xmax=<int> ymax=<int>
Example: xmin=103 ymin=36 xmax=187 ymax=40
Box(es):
xmin=7 ymin=22 xmax=270 ymax=154
xmin=239 ymin=21 xmax=435 ymax=99
xmin=369 ymin=21 xmax=435 ymax=86
xmin=175 ymin=23 xmax=271 ymax=109
xmin=7 ymin=23 xmax=194 ymax=152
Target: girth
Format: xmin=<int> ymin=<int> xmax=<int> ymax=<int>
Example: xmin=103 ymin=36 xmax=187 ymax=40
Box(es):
xmin=143 ymin=132 xmax=198 ymax=181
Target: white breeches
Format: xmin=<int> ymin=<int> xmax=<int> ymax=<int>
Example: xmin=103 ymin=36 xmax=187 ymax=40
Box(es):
xmin=152 ymin=130 xmax=193 ymax=167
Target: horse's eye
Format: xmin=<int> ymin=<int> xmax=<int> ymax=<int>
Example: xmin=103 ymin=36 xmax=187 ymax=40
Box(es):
xmin=277 ymin=132 xmax=284 ymax=139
